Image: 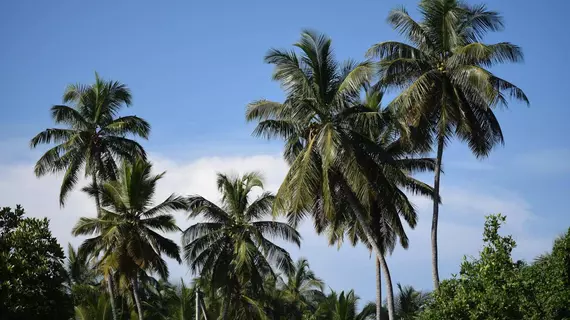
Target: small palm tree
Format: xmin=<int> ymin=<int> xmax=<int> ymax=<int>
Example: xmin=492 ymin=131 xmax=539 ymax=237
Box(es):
xmin=30 ymin=73 xmax=150 ymax=213
xmin=310 ymin=290 xmax=375 ymax=320
xmin=74 ymin=292 xmax=114 ymax=320
xmin=367 ymin=0 xmax=529 ymax=289
xmin=73 ymin=159 xmax=186 ymax=320
xmin=67 ymin=243 xmax=102 ymax=307
xmin=182 ymin=172 xmax=301 ymax=320
xmin=280 ymin=257 xmax=325 ymax=318
xmin=394 ymin=284 xmax=430 ymax=320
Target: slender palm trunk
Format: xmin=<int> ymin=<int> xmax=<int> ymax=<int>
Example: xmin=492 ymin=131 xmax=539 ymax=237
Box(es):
xmin=131 ymin=277 xmax=144 ymax=320
xmin=195 ymin=289 xmax=200 ymax=320
xmin=221 ymin=296 xmax=229 ymax=320
xmin=92 ymin=175 xmax=102 ymax=217
xmin=431 ymin=136 xmax=444 ymax=291
xmin=340 ymin=178 xmax=386 ymax=266
xmin=379 ymin=255 xmax=395 ymax=320
xmin=107 ymin=274 xmax=118 ymax=320
xmin=376 ymin=258 xmax=382 ymax=320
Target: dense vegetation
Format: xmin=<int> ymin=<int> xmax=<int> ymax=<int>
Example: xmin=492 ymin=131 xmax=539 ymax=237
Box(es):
xmin=1 ymin=0 xmax=568 ymax=319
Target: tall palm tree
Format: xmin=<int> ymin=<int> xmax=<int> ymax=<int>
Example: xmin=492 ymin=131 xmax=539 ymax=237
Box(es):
xmin=367 ymin=0 xmax=529 ymax=289
xmin=182 ymin=172 xmax=301 ymax=320
xmin=72 ymin=159 xmax=185 ymax=320
xmin=30 ymin=73 xmax=150 ymax=214
xmin=325 ymin=83 xmax=435 ymax=320
xmin=247 ymin=29 xmax=396 ymax=283
xmin=310 ymin=290 xmax=375 ymax=320
xmin=280 ymin=257 xmax=325 ymax=319
xmin=247 ymin=30 xmax=434 ymax=320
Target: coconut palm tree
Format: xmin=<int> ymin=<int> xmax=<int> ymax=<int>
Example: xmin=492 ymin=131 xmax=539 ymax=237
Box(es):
xmin=30 ymin=73 xmax=150 ymax=214
xmin=310 ymin=290 xmax=375 ymax=320
xmin=279 ymin=257 xmax=325 ymax=319
xmin=74 ymin=292 xmax=114 ymax=320
xmin=393 ymin=284 xmax=430 ymax=320
xmin=247 ymin=30 xmax=434 ymax=320
xmin=246 ymin=29 xmax=396 ymax=284
xmin=67 ymin=243 xmax=102 ymax=307
xmin=72 ymin=159 xmax=185 ymax=320
xmin=367 ymin=0 xmax=529 ymax=289
xmin=182 ymin=172 xmax=301 ymax=320
xmin=325 ymin=83 xmax=435 ymax=320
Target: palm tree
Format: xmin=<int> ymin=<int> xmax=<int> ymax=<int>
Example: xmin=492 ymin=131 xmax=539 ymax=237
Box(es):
xmin=67 ymin=243 xmax=102 ymax=307
xmin=247 ymin=30 xmax=434 ymax=320
xmin=30 ymin=73 xmax=150 ymax=214
xmin=246 ymin=29 xmax=398 ymax=288
xmin=74 ymin=292 xmax=114 ymax=320
xmin=325 ymin=83 xmax=435 ymax=320
xmin=393 ymin=284 xmax=429 ymax=320
xmin=367 ymin=0 xmax=529 ymax=289
xmin=310 ymin=290 xmax=375 ymax=320
xmin=279 ymin=257 xmax=325 ymax=319
xmin=182 ymin=172 xmax=301 ymax=320
xmin=72 ymin=159 xmax=185 ymax=320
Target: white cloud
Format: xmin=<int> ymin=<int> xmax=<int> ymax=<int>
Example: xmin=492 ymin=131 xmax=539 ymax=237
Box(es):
xmin=0 ymin=152 xmax=557 ymax=301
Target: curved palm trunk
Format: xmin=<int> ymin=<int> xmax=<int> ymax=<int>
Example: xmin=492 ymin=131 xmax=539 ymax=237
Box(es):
xmin=376 ymin=258 xmax=382 ymax=320
xmin=340 ymin=178 xmax=386 ymax=269
xmin=131 ymin=277 xmax=144 ymax=320
xmin=107 ymin=275 xmax=118 ymax=320
xmin=431 ymin=136 xmax=444 ymax=291
xmin=92 ymin=175 xmax=102 ymax=217
xmin=378 ymin=255 xmax=395 ymax=320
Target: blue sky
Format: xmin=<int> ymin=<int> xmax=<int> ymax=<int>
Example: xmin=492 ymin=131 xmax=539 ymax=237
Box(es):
xmin=1 ymin=0 xmax=569 ymax=302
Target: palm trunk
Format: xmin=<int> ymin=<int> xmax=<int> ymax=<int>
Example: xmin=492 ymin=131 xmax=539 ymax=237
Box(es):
xmin=131 ymin=277 xmax=144 ymax=320
xmin=221 ymin=296 xmax=229 ymax=320
xmin=339 ymin=178 xmax=386 ymax=267
xmin=376 ymin=258 xmax=382 ymax=320
xmin=92 ymin=175 xmax=102 ymax=217
xmin=196 ymin=289 xmax=200 ymax=320
xmin=107 ymin=274 xmax=118 ymax=320
xmin=431 ymin=136 xmax=444 ymax=291
xmin=379 ymin=255 xmax=395 ymax=320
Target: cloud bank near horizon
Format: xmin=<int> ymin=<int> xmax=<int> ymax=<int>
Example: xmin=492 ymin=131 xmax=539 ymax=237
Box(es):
xmin=0 ymin=150 xmax=560 ymax=300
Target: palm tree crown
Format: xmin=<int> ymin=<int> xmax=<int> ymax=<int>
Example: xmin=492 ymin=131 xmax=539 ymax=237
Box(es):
xmin=73 ymin=159 xmax=185 ymax=280
xmin=31 ymin=73 xmax=150 ymax=205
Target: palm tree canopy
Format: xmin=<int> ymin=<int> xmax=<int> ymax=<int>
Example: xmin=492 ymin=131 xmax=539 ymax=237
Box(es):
xmin=367 ymin=0 xmax=529 ymax=156
xmin=394 ymin=283 xmax=430 ymax=320
xmin=30 ymin=73 xmax=150 ymax=205
xmin=317 ymin=83 xmax=435 ymax=255
xmin=72 ymin=159 xmax=185 ymax=280
xmin=311 ymin=290 xmax=375 ymax=320
xmin=274 ymin=257 xmax=325 ymax=318
xmin=182 ymin=172 xmax=301 ymax=319
xmin=246 ymin=30 xmax=404 ymax=232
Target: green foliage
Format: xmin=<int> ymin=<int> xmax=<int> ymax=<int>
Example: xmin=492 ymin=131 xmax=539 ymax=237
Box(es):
xmin=308 ymin=290 xmax=375 ymax=320
xmin=30 ymin=73 xmax=150 ymax=206
xmin=0 ymin=205 xmax=73 ymax=319
xmin=419 ymin=215 xmax=540 ymax=320
xmin=523 ymin=228 xmax=570 ymax=319
xmin=183 ymin=172 xmax=301 ymax=319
